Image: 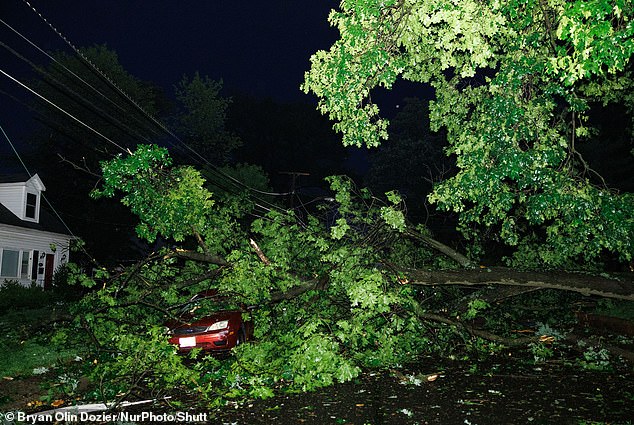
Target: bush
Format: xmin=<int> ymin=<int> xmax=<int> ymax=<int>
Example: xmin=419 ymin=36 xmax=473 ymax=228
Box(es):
xmin=0 ymin=280 xmax=58 ymax=310
xmin=52 ymin=264 xmax=85 ymax=300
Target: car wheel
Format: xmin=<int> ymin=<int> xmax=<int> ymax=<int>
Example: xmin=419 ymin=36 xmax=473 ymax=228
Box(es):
xmin=236 ymin=327 xmax=246 ymax=346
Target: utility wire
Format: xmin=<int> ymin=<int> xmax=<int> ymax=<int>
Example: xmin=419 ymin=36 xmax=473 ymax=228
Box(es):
xmin=0 ymin=86 xmax=121 ymax=169
xmin=0 ymin=66 xmax=274 ymax=217
xmin=19 ymin=0 xmax=292 ymax=202
xmin=0 ymin=17 xmax=164 ymax=140
xmin=0 ymin=121 xmax=102 ymax=265
xmin=0 ymin=68 xmax=128 ymax=153
xmin=9 ymin=0 xmax=291 ymax=219
xmin=1 ymin=14 xmax=201 ymax=165
xmin=0 ymin=39 xmax=158 ymax=148
xmin=0 ymin=93 xmax=74 ymax=220
xmin=0 ymin=18 xmax=282 ymax=262
xmin=0 ymin=28 xmax=205 ymax=169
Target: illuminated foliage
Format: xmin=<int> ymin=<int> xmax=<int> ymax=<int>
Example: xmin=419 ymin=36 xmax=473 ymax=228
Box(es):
xmin=72 ymin=148 xmax=431 ymax=403
xmin=303 ymin=0 xmax=634 ymax=268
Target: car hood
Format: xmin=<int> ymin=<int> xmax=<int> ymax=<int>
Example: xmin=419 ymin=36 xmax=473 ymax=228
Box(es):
xmin=166 ymin=309 xmax=242 ymax=330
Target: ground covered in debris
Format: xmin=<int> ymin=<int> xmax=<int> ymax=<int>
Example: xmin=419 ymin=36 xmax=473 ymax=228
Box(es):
xmin=206 ymin=354 xmax=633 ymax=425
xmin=3 ymin=350 xmax=633 ymax=424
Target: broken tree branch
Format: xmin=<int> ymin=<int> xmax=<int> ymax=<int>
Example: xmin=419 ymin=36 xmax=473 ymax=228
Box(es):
xmin=453 ymin=285 xmax=542 ymax=313
xmin=192 ymin=230 xmax=210 ymax=255
xmin=416 ymin=311 xmax=541 ymax=347
xmin=250 ymin=238 xmax=272 ymax=265
xmin=57 ymin=154 xmax=101 ymax=178
xmin=269 ymin=275 xmax=329 ymax=302
xmin=166 ymin=249 xmax=229 ymax=267
xmin=163 ymin=249 xmax=634 ymax=302
xmin=403 ymin=267 xmax=634 ymax=301
xmin=405 ymin=227 xmax=474 ymax=268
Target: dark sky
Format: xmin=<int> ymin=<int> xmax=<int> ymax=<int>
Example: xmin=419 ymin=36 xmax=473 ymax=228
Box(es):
xmin=1 ymin=1 xmax=338 ymax=97
xmin=0 ymin=0 xmax=340 ymax=168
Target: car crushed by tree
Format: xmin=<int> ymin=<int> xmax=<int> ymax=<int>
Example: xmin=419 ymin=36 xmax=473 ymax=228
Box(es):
xmin=166 ymin=291 xmax=254 ymax=354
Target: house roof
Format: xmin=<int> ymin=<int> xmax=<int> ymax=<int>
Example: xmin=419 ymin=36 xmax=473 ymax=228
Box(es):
xmin=0 ymin=173 xmax=32 ymax=184
xmin=0 ymin=202 xmax=72 ymax=236
xmin=0 ymin=173 xmax=46 ymax=191
xmin=0 ymin=173 xmax=70 ymax=236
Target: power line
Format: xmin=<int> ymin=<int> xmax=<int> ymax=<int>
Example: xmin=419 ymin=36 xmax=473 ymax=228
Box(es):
xmin=0 ymin=64 xmax=273 ymax=218
xmin=1 ymin=126 xmax=109 ymax=268
xmin=0 ymin=68 xmax=128 ymax=153
xmin=2 ymin=10 xmax=201 ymax=162
xmin=0 ymin=17 xmax=163 ymax=141
xmin=0 ymin=121 xmax=99 ymax=263
xmin=0 ymin=85 xmax=123 ymax=168
xmin=9 ymin=0 xmax=292 ymax=216
xmin=19 ymin=0 xmax=292 ymax=202
xmin=0 ymin=39 xmax=158 ymax=148
xmin=0 ymin=67 xmax=278 ymax=217
xmin=19 ymin=0 xmax=163 ymax=127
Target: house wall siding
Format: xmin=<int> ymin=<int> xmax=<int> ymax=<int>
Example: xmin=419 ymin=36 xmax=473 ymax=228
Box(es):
xmin=0 ymin=224 xmax=72 ymax=286
xmin=0 ymin=185 xmax=25 ymax=219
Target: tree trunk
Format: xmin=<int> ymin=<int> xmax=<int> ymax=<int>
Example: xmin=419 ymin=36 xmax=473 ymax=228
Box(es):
xmin=403 ymin=267 xmax=634 ymax=301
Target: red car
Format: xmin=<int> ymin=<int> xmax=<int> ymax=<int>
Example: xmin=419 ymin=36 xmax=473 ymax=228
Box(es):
xmin=166 ymin=292 xmax=253 ymax=353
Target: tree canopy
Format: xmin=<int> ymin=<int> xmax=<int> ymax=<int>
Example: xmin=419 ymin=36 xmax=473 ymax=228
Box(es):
xmin=173 ymin=72 xmax=241 ymax=164
xmin=302 ymin=0 xmax=634 ymax=269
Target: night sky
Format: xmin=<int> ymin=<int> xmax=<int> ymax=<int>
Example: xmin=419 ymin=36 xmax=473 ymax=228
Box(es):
xmin=0 ymin=0 xmax=432 ymax=174
xmin=2 ymin=1 xmax=338 ymax=96
xmin=0 ymin=1 xmax=354 ymax=259
xmin=0 ymin=0 xmax=340 ymax=165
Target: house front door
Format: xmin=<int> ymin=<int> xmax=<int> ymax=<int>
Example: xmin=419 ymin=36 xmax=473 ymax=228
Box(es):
xmin=44 ymin=254 xmax=55 ymax=289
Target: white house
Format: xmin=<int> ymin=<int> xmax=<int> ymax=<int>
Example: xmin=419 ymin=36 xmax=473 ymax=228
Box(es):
xmin=0 ymin=173 xmax=74 ymax=288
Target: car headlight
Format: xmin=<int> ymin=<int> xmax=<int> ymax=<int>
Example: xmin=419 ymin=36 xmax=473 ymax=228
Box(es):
xmin=206 ymin=320 xmax=229 ymax=331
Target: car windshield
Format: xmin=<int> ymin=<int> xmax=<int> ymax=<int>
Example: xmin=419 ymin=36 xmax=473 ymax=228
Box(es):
xmin=174 ymin=292 xmax=238 ymax=318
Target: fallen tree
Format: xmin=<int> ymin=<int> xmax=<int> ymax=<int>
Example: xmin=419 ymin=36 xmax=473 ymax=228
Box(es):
xmin=170 ymin=248 xmax=634 ymax=301
xmin=61 ymin=147 xmax=633 ymax=408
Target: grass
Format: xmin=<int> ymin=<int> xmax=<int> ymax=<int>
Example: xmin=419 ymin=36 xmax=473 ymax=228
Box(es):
xmin=0 ymin=283 xmax=82 ymax=378
xmin=0 ymin=285 xmax=86 ymax=410
xmin=0 ymin=339 xmax=77 ymax=378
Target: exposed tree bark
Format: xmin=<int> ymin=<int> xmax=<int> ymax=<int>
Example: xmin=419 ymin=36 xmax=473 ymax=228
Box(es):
xmin=403 ymin=267 xmax=634 ymax=301
xmin=405 ymin=227 xmax=475 ymax=268
xmin=249 ymin=238 xmax=272 ymax=265
xmin=166 ymin=249 xmax=229 ymax=266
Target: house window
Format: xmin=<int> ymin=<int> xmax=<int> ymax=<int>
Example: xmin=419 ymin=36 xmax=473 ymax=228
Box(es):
xmin=0 ymin=249 xmax=20 ymax=277
xmin=0 ymin=250 xmax=31 ymax=279
xmin=25 ymin=192 xmax=37 ymax=219
xmin=21 ymin=253 xmax=30 ymax=279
